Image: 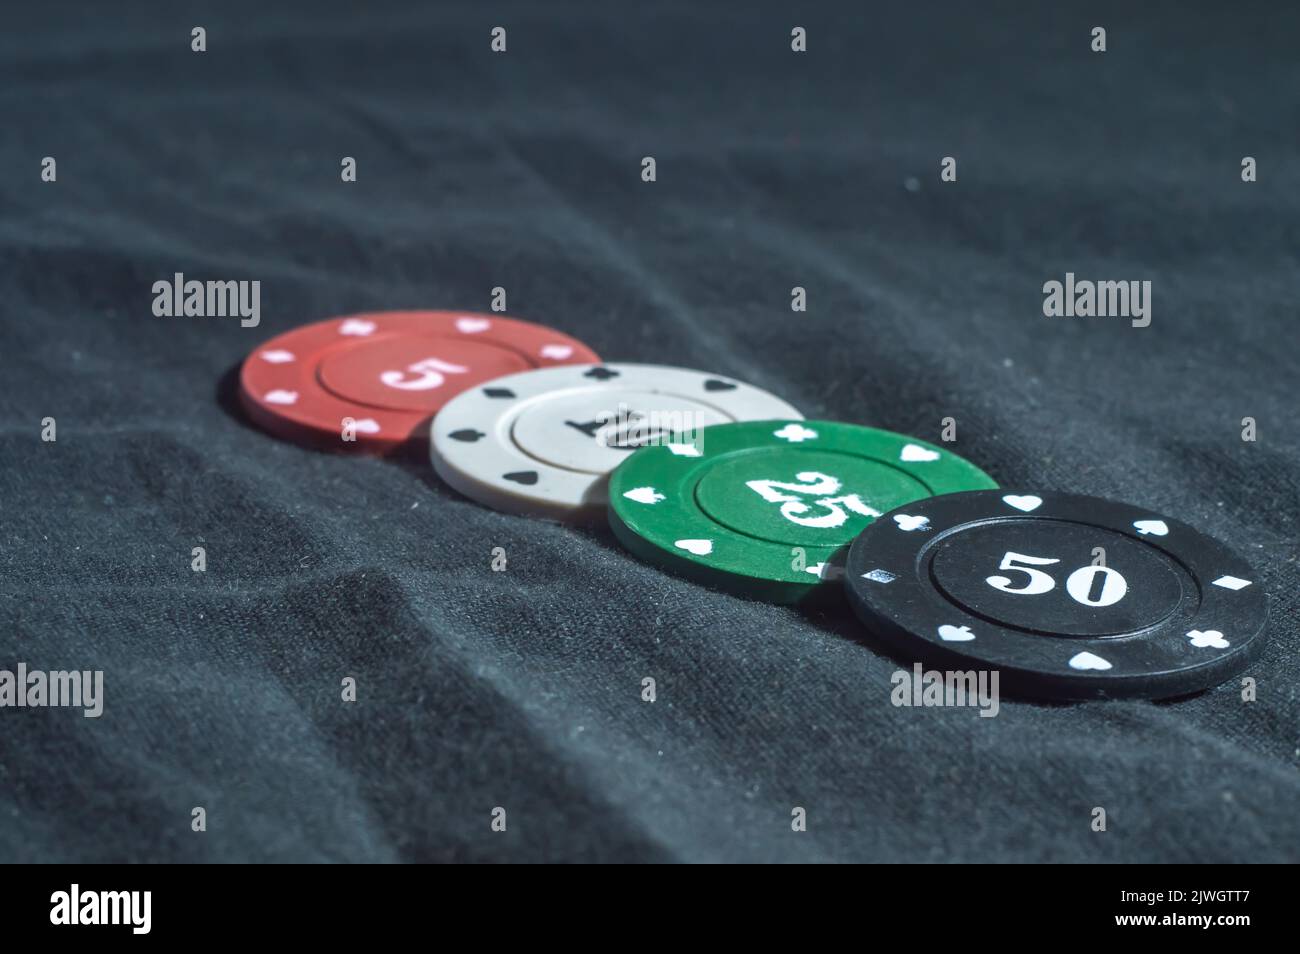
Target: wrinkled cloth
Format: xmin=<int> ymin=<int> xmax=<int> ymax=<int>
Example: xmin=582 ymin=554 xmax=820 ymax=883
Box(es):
xmin=1 ymin=1 xmax=1297 ymax=862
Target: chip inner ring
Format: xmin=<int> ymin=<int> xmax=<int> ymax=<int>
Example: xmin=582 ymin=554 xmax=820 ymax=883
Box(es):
xmin=924 ymin=517 xmax=1187 ymax=638
xmin=511 ymin=389 xmax=730 ymax=475
xmin=317 ymin=334 xmax=532 ymax=413
xmin=693 ymin=447 xmax=933 ymax=548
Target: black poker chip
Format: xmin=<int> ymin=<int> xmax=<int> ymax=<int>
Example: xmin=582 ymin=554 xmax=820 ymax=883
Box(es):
xmin=844 ymin=490 xmax=1268 ymax=701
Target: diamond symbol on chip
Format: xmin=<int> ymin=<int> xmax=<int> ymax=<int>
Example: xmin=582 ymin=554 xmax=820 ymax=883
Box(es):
xmin=1211 ymin=576 xmax=1251 ymax=590
xmin=862 ymin=569 xmax=897 ymax=584
xmin=339 ymin=318 xmax=377 ymax=336
xmin=584 ymin=367 xmax=620 ymax=381
xmin=773 ymin=423 xmax=817 ymax=443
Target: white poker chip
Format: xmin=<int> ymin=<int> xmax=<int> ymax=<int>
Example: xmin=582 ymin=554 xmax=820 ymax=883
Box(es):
xmin=430 ymin=363 xmax=804 ymax=520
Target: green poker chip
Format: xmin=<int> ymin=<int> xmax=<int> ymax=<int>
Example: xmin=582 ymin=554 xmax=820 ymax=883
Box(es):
xmin=607 ymin=420 xmax=998 ymax=603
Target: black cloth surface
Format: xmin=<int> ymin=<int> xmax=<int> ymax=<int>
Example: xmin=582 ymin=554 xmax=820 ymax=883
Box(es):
xmin=2 ymin=1 xmax=1298 ymax=863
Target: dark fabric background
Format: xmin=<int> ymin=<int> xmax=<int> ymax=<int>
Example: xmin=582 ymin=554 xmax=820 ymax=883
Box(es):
xmin=2 ymin=1 xmax=1297 ymax=863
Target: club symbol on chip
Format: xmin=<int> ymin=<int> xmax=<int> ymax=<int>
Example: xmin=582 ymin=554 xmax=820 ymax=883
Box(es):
xmin=893 ymin=514 xmax=930 ymax=532
xmin=773 ymin=423 xmax=817 ymax=443
xmin=1186 ymin=629 xmax=1230 ymax=649
xmin=938 ymin=624 xmax=976 ymax=642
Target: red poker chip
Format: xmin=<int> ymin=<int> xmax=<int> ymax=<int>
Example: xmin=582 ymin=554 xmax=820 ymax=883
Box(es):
xmin=239 ymin=310 xmax=600 ymax=452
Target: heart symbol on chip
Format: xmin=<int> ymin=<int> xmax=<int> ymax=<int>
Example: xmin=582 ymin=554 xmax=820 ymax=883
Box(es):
xmin=893 ymin=514 xmax=930 ymax=532
xmin=1068 ymin=651 xmax=1112 ymax=671
xmin=1002 ymin=495 xmax=1042 ymax=512
xmin=900 ymin=443 xmax=940 ymax=463
xmin=938 ymin=624 xmax=975 ymax=642
xmin=675 ymin=539 xmax=713 ymax=556
xmin=260 ymin=349 xmax=295 ymax=364
xmin=449 ymin=429 xmax=484 ymax=442
xmin=540 ymin=344 xmax=573 ymax=360
xmin=456 ymin=317 xmax=491 ymax=333
xmin=503 ymin=471 xmax=539 ymax=485
xmin=265 ymin=390 xmax=299 ymax=405
xmin=623 ymin=486 xmax=665 ymax=505
xmin=339 ymin=319 xmax=377 ymax=336
xmin=1186 ymin=629 xmax=1229 ymax=649
xmin=1133 ymin=519 xmax=1168 ymax=536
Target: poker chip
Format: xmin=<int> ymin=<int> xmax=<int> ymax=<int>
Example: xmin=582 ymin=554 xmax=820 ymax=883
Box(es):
xmin=239 ymin=311 xmax=600 ymax=452
xmin=429 ymin=364 xmax=803 ymax=520
xmin=607 ymin=420 xmax=998 ymax=603
xmin=844 ymin=490 xmax=1269 ymax=700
